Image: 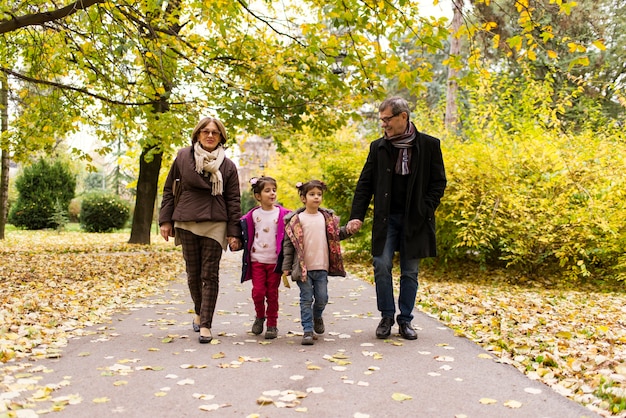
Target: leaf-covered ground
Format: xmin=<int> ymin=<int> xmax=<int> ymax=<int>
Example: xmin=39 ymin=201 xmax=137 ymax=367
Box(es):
xmin=0 ymin=231 xmax=182 ymax=365
xmin=1 ymin=231 xmax=625 ymax=417
xmin=350 ymin=261 xmax=626 ymax=417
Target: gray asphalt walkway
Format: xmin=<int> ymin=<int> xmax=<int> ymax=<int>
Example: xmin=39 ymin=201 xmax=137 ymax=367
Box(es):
xmin=4 ymin=251 xmax=598 ymax=417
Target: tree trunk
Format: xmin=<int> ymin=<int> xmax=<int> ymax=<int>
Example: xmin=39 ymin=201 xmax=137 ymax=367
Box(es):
xmin=128 ymin=147 xmax=162 ymax=244
xmin=445 ymin=0 xmax=464 ymax=132
xmin=0 ymin=76 xmax=9 ymax=239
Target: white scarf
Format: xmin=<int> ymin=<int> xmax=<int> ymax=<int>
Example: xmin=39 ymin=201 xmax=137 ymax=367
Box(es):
xmin=194 ymin=142 xmax=225 ymax=196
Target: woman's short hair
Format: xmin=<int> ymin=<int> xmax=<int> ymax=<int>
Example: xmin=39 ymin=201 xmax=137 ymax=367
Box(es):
xmin=191 ymin=117 xmax=229 ymax=148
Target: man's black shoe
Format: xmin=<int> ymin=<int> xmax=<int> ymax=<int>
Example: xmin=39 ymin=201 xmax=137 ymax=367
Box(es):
xmin=376 ymin=317 xmax=394 ymax=339
xmin=398 ymin=322 xmax=418 ymax=340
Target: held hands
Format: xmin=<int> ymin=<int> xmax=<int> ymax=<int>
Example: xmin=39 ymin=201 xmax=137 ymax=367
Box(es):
xmin=228 ymin=236 xmax=242 ymax=251
xmin=346 ymin=219 xmax=363 ymax=235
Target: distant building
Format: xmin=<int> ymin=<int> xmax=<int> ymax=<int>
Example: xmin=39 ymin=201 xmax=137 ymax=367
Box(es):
xmin=235 ymin=134 xmax=275 ymax=191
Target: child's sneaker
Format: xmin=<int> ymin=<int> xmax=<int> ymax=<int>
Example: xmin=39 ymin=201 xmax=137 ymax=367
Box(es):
xmin=301 ymin=331 xmax=314 ymax=345
xmin=265 ymin=327 xmax=278 ymax=339
xmin=314 ymin=317 xmax=325 ymax=334
xmin=251 ymin=317 xmax=264 ymax=335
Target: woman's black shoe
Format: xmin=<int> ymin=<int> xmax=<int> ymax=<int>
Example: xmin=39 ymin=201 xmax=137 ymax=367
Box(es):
xmin=199 ymin=328 xmax=212 ymax=344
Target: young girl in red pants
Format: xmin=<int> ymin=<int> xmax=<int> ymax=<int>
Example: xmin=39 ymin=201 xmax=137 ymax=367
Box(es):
xmin=240 ymin=176 xmax=291 ymax=339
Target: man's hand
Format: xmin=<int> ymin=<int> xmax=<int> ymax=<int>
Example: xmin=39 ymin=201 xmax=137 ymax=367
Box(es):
xmin=346 ymin=219 xmax=363 ymax=235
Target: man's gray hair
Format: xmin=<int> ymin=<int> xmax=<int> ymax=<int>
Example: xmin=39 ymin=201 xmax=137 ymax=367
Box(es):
xmin=379 ymin=97 xmax=411 ymax=117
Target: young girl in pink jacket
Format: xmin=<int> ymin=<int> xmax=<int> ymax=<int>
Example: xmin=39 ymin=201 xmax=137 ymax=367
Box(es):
xmin=240 ymin=176 xmax=291 ymax=339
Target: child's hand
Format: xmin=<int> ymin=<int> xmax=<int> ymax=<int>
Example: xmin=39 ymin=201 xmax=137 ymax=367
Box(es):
xmin=346 ymin=219 xmax=362 ymax=234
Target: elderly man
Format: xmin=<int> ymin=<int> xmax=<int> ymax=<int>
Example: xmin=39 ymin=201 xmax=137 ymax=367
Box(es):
xmin=347 ymin=97 xmax=447 ymax=340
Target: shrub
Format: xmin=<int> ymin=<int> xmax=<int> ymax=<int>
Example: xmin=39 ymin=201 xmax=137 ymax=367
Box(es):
xmin=436 ymin=71 xmax=626 ymax=283
xmin=9 ymin=159 xmax=76 ymax=230
xmin=80 ymin=192 xmax=130 ymax=232
xmin=240 ymin=189 xmax=258 ymax=214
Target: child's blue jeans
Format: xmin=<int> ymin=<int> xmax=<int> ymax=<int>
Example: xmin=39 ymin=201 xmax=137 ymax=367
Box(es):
xmin=297 ymin=270 xmax=329 ymax=333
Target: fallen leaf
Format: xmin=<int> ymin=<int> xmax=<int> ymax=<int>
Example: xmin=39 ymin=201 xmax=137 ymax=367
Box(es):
xmin=392 ymin=393 xmax=412 ymax=401
xmin=256 ymin=396 xmax=274 ymax=405
xmin=306 ymin=387 xmax=324 ymax=394
xmin=177 ymin=378 xmax=195 ymax=385
xmin=199 ymin=404 xmax=221 ymax=411
xmin=504 ymin=400 xmax=522 ymax=408
xmin=479 ymin=398 xmax=497 ymax=404
xmin=524 ymin=387 xmax=542 ymax=394
xmin=93 ymin=397 xmax=110 ymax=403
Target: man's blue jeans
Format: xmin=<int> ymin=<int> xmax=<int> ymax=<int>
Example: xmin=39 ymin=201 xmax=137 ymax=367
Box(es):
xmin=296 ymin=270 xmax=329 ymax=333
xmin=372 ymin=213 xmax=420 ymax=325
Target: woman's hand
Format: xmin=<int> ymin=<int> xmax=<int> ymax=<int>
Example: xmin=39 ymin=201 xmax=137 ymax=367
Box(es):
xmin=160 ymin=222 xmax=173 ymax=241
xmin=227 ymin=236 xmax=242 ymax=251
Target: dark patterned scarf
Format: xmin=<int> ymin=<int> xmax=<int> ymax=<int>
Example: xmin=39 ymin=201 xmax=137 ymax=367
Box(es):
xmin=385 ymin=121 xmax=417 ymax=175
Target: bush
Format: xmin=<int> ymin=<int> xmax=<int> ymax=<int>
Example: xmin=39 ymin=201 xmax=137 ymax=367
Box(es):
xmin=80 ymin=192 xmax=130 ymax=232
xmin=436 ymin=71 xmax=626 ymax=283
xmin=9 ymin=159 xmax=76 ymax=230
xmin=240 ymin=189 xmax=258 ymax=215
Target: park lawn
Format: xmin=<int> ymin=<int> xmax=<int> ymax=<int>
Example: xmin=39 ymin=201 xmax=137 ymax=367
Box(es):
xmin=0 ymin=230 xmax=624 ymax=416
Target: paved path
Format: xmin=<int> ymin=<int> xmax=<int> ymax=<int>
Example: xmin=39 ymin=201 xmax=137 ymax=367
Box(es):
xmin=5 ymin=251 xmax=597 ymax=417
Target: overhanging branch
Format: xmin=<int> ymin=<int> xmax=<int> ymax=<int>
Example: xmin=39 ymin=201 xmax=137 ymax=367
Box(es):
xmin=1 ymin=66 xmax=155 ymax=106
xmin=0 ymin=0 xmax=105 ymax=34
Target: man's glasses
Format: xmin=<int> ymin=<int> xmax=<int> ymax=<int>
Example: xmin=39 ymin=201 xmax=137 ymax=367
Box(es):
xmin=379 ymin=113 xmax=401 ymax=124
xmin=200 ymin=129 xmax=221 ymax=137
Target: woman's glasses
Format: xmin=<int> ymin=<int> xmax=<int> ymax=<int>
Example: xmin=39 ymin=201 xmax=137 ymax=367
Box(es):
xmin=200 ymin=129 xmax=221 ymax=137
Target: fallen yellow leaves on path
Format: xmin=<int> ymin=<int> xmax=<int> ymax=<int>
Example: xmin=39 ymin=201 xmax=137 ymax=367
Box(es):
xmin=414 ymin=274 xmax=626 ymax=417
xmin=1 ymin=231 xmax=182 ymax=364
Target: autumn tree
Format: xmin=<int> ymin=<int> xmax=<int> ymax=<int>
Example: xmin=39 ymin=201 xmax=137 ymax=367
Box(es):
xmin=462 ymin=0 xmax=624 ymax=129
xmin=2 ymin=0 xmax=456 ymax=243
xmin=4 ymin=0 xmax=612 ymax=244
xmin=0 ymin=75 xmax=7 ymax=239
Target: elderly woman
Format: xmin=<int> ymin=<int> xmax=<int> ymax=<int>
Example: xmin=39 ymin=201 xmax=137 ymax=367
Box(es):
xmin=159 ymin=117 xmax=242 ymax=344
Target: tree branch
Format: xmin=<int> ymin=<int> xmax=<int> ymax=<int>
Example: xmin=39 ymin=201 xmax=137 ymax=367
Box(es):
xmin=0 ymin=0 xmax=105 ymax=34
xmin=1 ymin=66 xmax=155 ymax=106
xmin=235 ymin=0 xmax=305 ymax=47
